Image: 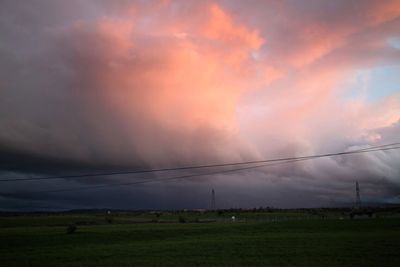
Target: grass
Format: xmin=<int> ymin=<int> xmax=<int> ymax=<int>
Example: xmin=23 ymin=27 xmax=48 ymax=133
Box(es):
xmin=1 ymin=213 xmax=400 ymax=266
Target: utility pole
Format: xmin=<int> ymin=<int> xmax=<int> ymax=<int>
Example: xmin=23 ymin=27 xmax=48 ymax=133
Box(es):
xmin=350 ymin=180 xmax=373 ymax=219
xmin=355 ymin=181 xmax=361 ymax=209
xmin=211 ymin=188 xmax=216 ymax=211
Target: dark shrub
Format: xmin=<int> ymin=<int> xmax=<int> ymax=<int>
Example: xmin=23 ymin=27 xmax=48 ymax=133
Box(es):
xmin=178 ymin=216 xmax=186 ymax=223
xmin=66 ymin=224 xmax=77 ymax=234
xmin=105 ymin=215 xmax=114 ymax=224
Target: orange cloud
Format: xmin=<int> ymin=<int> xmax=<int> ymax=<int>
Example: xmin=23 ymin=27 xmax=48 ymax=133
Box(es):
xmin=203 ymin=4 xmax=263 ymax=49
xmin=59 ymin=2 xmax=269 ymax=164
xmin=69 ymin=1 xmax=400 ymax=162
xmin=2 ymin=0 xmax=399 ymax=168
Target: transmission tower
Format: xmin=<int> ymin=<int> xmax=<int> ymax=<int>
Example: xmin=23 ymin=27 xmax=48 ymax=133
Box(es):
xmin=355 ymin=181 xmax=361 ymax=209
xmin=211 ymin=188 xmax=216 ymax=211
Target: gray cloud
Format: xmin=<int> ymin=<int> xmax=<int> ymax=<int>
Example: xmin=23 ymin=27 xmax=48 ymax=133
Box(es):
xmin=1 ymin=0 xmax=399 ymax=210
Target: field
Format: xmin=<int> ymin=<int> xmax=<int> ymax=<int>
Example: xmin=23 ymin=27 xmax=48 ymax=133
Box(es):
xmin=1 ymin=210 xmax=400 ymax=267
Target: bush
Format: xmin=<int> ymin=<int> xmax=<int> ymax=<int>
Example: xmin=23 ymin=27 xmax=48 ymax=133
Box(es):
xmin=178 ymin=216 xmax=186 ymax=223
xmin=66 ymin=224 xmax=77 ymax=234
xmin=105 ymin=215 xmax=114 ymax=224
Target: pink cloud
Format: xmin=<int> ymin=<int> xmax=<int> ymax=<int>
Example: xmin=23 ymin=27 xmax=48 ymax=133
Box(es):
xmin=7 ymin=0 xmax=396 ymax=165
xmin=1 ymin=0 xmax=400 ymax=209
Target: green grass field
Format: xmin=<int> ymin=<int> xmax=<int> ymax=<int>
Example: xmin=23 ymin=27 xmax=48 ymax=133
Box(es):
xmin=1 ymin=212 xmax=400 ymax=266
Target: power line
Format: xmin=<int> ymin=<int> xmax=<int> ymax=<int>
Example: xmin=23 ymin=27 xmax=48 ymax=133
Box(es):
xmin=4 ymin=145 xmax=400 ymax=195
xmin=1 ymin=142 xmax=399 ymax=183
xmin=4 ymin=158 xmax=314 ymax=195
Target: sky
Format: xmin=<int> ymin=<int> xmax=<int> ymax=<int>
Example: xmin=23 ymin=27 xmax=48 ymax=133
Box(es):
xmin=1 ymin=0 xmax=400 ymax=211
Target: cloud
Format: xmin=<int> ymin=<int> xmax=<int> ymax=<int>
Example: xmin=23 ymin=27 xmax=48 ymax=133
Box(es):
xmin=0 ymin=0 xmax=399 ymax=210
xmin=1 ymin=1 xmax=265 ymax=172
